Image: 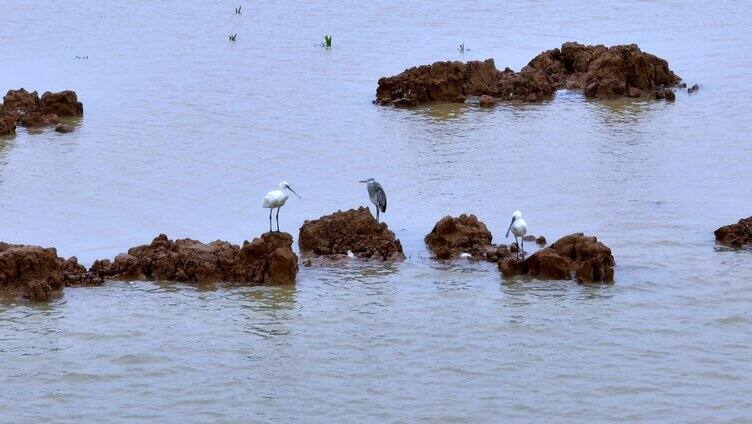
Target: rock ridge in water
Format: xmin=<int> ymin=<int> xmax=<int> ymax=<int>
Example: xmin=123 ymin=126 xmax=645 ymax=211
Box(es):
xmin=91 ymin=232 xmax=298 ymax=285
xmin=0 ymin=88 xmax=83 ymax=134
xmin=715 ymin=217 xmax=752 ymax=248
xmin=298 ymin=207 xmax=405 ymax=260
xmin=375 ymin=42 xmax=679 ymax=106
xmin=0 ymin=242 xmax=101 ymax=302
xmin=500 ymin=233 xmax=614 ymax=283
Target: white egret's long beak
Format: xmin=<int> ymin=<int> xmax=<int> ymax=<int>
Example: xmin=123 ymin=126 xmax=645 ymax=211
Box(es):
xmin=287 ymin=186 xmax=302 ymax=199
xmin=505 ymin=217 xmax=515 ymax=237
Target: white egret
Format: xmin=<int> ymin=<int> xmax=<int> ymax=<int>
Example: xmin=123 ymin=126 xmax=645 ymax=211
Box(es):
xmin=262 ymin=181 xmax=301 ymax=233
xmin=505 ymin=210 xmax=528 ymax=258
xmin=359 ymin=178 xmax=387 ymax=222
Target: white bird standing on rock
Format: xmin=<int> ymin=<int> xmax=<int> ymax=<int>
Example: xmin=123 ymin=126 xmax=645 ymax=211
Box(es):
xmin=262 ymin=181 xmax=301 ymax=233
xmin=359 ymin=178 xmax=387 ymax=222
xmin=506 ymin=210 xmax=528 ymax=258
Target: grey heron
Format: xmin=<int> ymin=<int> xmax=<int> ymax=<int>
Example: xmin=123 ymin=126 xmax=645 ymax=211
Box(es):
xmin=262 ymin=181 xmax=301 ymax=232
xmin=359 ymin=178 xmax=387 ymax=222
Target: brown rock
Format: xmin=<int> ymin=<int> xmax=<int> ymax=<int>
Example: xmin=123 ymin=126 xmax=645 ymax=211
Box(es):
xmin=298 ymin=207 xmax=405 ymax=260
xmin=523 ymin=235 xmax=536 ymax=242
xmin=478 ymin=94 xmax=496 ymax=107
xmin=0 ymin=243 xmax=100 ymax=302
xmin=55 ymin=124 xmax=75 ymax=133
xmin=39 ymin=90 xmax=83 ymax=116
xmin=425 ymin=214 xmax=493 ymax=259
xmin=0 ymin=112 xmax=16 ymax=136
xmin=500 ymin=233 xmax=614 ymax=283
xmin=715 ymin=217 xmax=752 ymax=248
xmin=655 ymin=88 xmax=676 ymax=101
xmin=687 ymin=84 xmax=700 ymax=94
xmin=535 ymin=236 xmax=547 ymax=245
xmin=19 ymin=112 xmax=60 ymax=127
xmin=91 ymin=232 xmax=298 ymax=285
xmin=377 ymin=42 xmax=679 ymax=106
xmin=2 ymin=88 xmax=40 ymax=112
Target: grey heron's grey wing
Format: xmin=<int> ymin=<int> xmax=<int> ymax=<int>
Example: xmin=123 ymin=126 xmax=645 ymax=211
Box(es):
xmin=372 ymin=182 xmax=387 ymax=212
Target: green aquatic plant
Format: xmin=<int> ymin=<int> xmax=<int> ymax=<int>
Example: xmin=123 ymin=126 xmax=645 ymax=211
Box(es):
xmin=321 ymin=35 xmax=332 ymax=48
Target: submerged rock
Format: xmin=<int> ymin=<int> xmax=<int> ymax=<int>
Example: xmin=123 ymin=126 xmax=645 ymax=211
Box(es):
xmin=91 ymin=232 xmax=298 ymax=285
xmin=55 ymin=124 xmax=75 ymax=133
xmin=500 ymin=233 xmax=614 ymax=283
xmin=0 ymin=243 xmax=101 ymax=302
xmin=298 ymin=207 xmax=405 ymax=260
xmin=376 ymin=42 xmax=679 ymax=106
xmin=425 ymin=214 xmax=494 ymax=259
xmin=535 ymin=236 xmax=547 ymax=245
xmin=688 ymin=84 xmax=700 ymax=94
xmin=478 ymin=94 xmax=497 ymax=107
xmin=715 ymin=217 xmax=752 ymax=248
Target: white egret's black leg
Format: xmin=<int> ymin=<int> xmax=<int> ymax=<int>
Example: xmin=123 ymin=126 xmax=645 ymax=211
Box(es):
xmin=514 ymin=236 xmax=519 ymax=259
xmin=275 ymin=207 xmax=281 ymax=232
xmin=521 ymin=237 xmax=524 ymax=259
xmin=269 ymin=208 xmax=273 ymax=233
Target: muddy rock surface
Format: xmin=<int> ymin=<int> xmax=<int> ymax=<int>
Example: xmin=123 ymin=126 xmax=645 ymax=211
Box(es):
xmin=91 ymin=232 xmax=298 ymax=285
xmin=55 ymin=124 xmax=75 ymax=133
xmin=376 ymin=42 xmax=679 ymax=106
xmin=425 ymin=214 xmax=494 ymax=259
xmin=500 ymin=233 xmax=615 ymax=283
xmin=0 ymin=242 xmax=101 ymax=302
xmin=1 ymin=88 xmax=83 ymax=132
xmin=298 ymin=207 xmax=405 ymax=261
xmin=715 ymin=217 xmax=752 ymax=247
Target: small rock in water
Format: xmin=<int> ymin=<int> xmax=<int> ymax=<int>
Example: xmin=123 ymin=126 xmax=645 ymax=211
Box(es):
xmin=478 ymin=95 xmax=496 ymax=107
xmin=535 ymin=236 xmax=547 ymax=245
xmin=523 ymin=235 xmax=536 ymax=242
xmin=687 ymin=84 xmax=700 ymax=94
xmin=55 ymin=124 xmax=74 ymax=133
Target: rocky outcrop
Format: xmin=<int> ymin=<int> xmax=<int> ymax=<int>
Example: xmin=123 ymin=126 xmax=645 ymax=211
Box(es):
xmin=715 ymin=217 xmax=752 ymax=248
xmin=298 ymin=207 xmax=405 ymax=260
xmin=0 ymin=112 xmax=16 ymax=135
xmin=500 ymin=233 xmax=614 ymax=283
xmin=1 ymin=88 xmax=83 ymax=132
xmin=91 ymin=233 xmax=298 ymax=285
xmin=20 ymin=112 xmax=60 ymax=127
xmin=425 ymin=214 xmax=494 ymax=259
xmin=376 ymin=42 xmax=679 ymax=106
xmin=39 ymin=90 xmax=84 ymax=116
xmin=0 ymin=243 xmax=101 ymax=302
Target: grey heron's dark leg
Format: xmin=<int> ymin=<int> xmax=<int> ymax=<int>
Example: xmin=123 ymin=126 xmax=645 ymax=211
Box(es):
xmin=275 ymin=207 xmax=280 ymax=232
xmin=376 ymin=209 xmax=380 ymax=223
xmin=269 ymin=208 xmax=273 ymax=233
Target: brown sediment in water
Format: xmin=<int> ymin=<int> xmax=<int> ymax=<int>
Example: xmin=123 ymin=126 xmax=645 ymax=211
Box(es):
xmin=91 ymin=232 xmax=298 ymax=285
xmin=0 ymin=242 xmax=101 ymax=302
xmin=715 ymin=217 xmax=752 ymax=248
xmin=298 ymin=207 xmax=405 ymax=261
xmin=499 ymin=233 xmax=615 ymax=283
xmin=375 ymin=42 xmax=680 ymax=106
xmin=0 ymin=88 xmax=83 ymax=134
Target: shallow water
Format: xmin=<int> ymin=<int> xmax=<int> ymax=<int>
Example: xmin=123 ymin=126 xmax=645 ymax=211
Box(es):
xmin=2 ymin=1 xmax=752 ymax=422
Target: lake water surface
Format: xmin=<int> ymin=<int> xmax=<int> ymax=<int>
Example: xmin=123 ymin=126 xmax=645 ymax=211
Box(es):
xmin=2 ymin=1 xmax=752 ymax=422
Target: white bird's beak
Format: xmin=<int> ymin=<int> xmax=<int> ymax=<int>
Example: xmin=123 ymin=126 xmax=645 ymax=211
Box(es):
xmin=505 ymin=217 xmax=515 ymax=237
